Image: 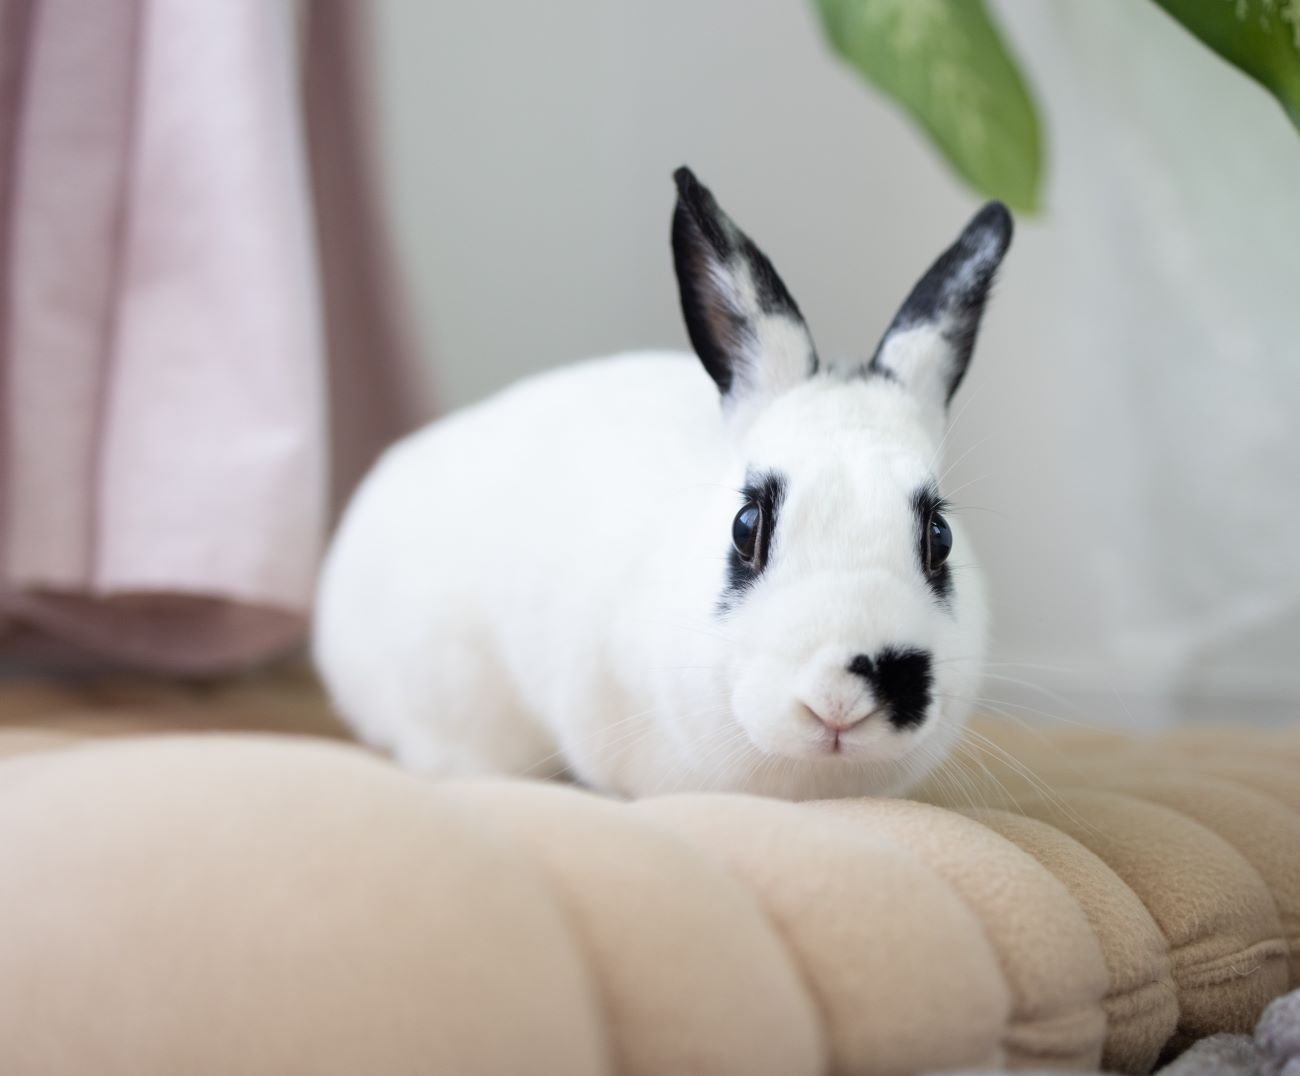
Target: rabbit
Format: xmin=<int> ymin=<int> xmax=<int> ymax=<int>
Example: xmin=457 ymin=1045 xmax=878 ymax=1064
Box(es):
xmin=313 ymin=166 xmax=1012 ymax=800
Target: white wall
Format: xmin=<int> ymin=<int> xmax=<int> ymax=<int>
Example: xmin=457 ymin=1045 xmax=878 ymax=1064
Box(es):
xmin=372 ymin=0 xmax=1300 ymax=727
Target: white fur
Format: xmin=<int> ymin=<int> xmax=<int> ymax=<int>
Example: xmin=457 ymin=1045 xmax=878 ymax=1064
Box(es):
xmin=314 ymin=350 xmax=988 ymax=799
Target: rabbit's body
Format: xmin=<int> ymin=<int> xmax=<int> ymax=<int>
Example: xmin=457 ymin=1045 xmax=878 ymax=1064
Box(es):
xmin=316 ymin=351 xmax=734 ymax=794
xmin=315 ymin=169 xmax=1012 ymax=799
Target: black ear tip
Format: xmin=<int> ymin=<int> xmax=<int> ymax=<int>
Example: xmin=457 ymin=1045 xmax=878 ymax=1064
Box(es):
xmin=965 ymin=201 xmax=1014 ymax=258
xmin=672 ymin=166 xmax=715 ymax=215
xmin=978 ymin=200 xmax=1013 ymax=235
xmin=670 ymin=167 xmax=722 ymax=239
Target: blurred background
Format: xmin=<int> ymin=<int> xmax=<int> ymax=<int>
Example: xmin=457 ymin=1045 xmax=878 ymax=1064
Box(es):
xmin=2 ymin=0 xmax=1298 ymax=730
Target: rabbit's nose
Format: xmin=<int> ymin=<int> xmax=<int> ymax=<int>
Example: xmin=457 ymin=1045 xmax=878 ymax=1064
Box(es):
xmin=847 ymin=647 xmax=933 ymax=730
xmin=802 ymin=701 xmax=871 ymax=735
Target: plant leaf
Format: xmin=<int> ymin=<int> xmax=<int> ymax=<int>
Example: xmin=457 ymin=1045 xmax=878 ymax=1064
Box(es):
xmin=813 ymin=0 xmax=1043 ymax=212
xmin=1151 ymin=0 xmax=1300 ymax=132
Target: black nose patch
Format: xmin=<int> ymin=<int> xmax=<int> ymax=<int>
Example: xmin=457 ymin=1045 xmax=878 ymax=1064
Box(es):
xmin=848 ymin=648 xmax=933 ymax=730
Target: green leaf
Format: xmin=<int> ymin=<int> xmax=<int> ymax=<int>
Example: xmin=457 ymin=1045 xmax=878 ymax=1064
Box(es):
xmin=813 ymin=0 xmax=1043 ymax=212
xmin=1151 ymin=0 xmax=1300 ymax=133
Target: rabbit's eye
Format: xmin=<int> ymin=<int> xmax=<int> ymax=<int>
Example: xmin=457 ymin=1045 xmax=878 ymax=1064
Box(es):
xmin=732 ymin=502 xmax=761 ymax=563
xmin=926 ymin=513 xmax=953 ymax=572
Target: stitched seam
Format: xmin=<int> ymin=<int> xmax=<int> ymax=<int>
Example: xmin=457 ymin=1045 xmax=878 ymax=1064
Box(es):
xmin=1170 ymin=937 xmax=1289 ymax=985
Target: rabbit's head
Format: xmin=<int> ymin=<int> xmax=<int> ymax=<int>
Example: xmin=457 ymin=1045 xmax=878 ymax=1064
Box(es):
xmin=668 ymin=167 xmax=1010 ymax=794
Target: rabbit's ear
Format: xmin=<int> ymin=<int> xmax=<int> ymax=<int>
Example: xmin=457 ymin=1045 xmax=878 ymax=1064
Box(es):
xmin=672 ymin=167 xmax=818 ymax=410
xmin=869 ymin=202 xmax=1012 ymax=412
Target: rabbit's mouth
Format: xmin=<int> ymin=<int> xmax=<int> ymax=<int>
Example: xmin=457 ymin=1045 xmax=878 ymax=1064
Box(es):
xmin=739 ymin=701 xmax=928 ymax=766
xmin=794 ymin=702 xmax=890 ymax=756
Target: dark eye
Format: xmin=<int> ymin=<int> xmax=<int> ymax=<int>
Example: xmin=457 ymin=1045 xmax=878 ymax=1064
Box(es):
xmin=926 ymin=513 xmax=953 ymax=572
xmin=732 ymin=502 xmax=761 ymax=562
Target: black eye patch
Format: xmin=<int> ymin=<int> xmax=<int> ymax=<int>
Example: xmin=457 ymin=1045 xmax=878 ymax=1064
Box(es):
xmin=912 ymin=484 xmax=954 ymax=606
xmin=718 ymin=470 xmax=786 ymax=614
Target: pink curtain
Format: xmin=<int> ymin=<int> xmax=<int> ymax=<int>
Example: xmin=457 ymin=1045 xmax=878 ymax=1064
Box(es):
xmin=0 ymin=0 xmax=430 ymax=674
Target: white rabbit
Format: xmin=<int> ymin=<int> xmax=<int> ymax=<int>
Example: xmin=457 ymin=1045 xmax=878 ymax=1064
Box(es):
xmin=313 ymin=167 xmax=1011 ymax=800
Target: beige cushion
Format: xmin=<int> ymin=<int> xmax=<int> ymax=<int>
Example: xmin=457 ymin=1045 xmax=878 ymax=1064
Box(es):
xmin=632 ymin=793 xmax=1010 ymax=1076
xmin=962 ymin=807 xmax=1177 ymax=1075
xmin=807 ymin=797 xmax=1108 ymax=1070
xmin=439 ymin=780 xmax=824 ymax=1076
xmin=0 ymin=674 xmax=1298 ymax=1075
xmin=0 ymin=738 xmax=607 ymax=1076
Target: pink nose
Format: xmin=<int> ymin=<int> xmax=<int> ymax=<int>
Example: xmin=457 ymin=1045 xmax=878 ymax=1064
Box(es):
xmin=804 ymin=704 xmax=870 ymax=735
